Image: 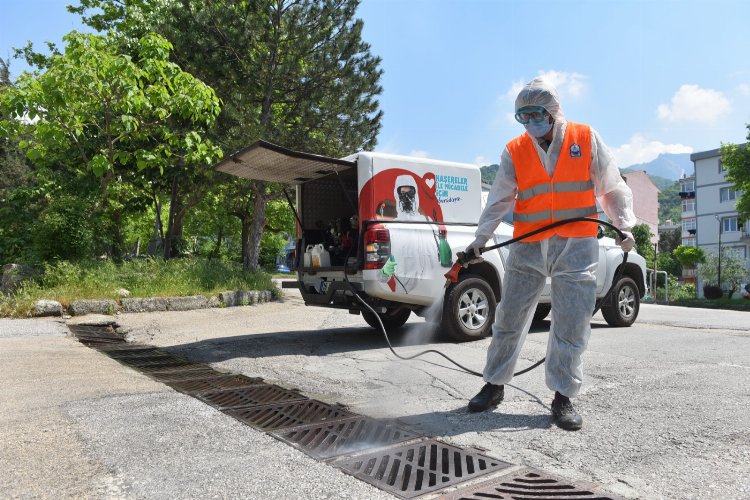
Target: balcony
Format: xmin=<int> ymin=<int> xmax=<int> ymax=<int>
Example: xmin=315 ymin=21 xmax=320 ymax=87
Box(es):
xmin=678 ymin=191 xmax=696 ymax=199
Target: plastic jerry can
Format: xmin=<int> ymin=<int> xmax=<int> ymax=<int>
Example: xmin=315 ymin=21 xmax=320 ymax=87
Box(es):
xmin=304 ymin=245 xmax=314 ymax=267
xmin=311 ymin=244 xmax=330 ymax=268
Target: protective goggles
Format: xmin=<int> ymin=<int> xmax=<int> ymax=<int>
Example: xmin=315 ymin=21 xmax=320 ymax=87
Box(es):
xmin=514 ymin=106 xmax=549 ymax=125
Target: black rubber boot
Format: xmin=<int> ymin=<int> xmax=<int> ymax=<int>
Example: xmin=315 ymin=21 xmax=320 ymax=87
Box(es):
xmin=468 ymin=383 xmax=504 ymax=412
xmin=551 ymin=392 xmax=583 ymax=431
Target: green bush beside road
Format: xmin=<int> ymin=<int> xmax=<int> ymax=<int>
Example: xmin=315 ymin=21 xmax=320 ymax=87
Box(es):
xmin=0 ymin=258 xmax=278 ymax=318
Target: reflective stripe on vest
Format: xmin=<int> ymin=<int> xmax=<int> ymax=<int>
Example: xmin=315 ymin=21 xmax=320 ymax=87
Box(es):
xmin=513 ymin=205 xmax=599 ymax=222
xmin=516 ymin=180 xmax=594 ymax=201
xmin=507 ymin=122 xmax=598 ymax=241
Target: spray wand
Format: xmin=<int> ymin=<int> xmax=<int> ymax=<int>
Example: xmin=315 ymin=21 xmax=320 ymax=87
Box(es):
xmin=445 ymin=217 xmax=629 ymax=287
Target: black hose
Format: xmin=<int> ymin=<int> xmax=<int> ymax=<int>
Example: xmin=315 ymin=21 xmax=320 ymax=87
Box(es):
xmin=342 ymin=217 xmax=630 ymax=378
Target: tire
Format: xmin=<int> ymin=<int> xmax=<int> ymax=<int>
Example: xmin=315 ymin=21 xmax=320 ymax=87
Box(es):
xmin=601 ymin=276 xmax=640 ymax=327
xmin=442 ymin=273 xmax=496 ymax=342
xmin=362 ymin=307 xmax=411 ymax=331
xmin=532 ymin=303 xmax=551 ymax=324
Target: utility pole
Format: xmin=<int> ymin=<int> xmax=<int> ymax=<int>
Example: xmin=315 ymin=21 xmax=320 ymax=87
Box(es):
xmin=715 ymin=215 xmax=722 ymax=289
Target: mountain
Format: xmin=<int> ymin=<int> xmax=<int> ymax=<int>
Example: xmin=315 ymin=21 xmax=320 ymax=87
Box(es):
xmin=621 ymin=153 xmax=692 ymax=182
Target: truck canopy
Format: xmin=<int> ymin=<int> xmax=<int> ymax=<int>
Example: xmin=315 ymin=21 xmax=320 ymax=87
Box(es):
xmin=215 ymin=140 xmax=356 ymax=184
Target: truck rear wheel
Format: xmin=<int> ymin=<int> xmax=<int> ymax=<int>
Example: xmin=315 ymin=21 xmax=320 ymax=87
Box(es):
xmin=601 ymin=276 xmax=639 ymax=327
xmin=362 ymin=307 xmax=411 ymax=331
xmin=442 ymin=274 xmax=496 ymax=342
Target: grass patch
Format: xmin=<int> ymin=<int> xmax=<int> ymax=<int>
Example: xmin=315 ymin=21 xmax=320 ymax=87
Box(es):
xmin=0 ymin=258 xmax=278 ymax=318
xmin=671 ymin=297 xmax=750 ymax=311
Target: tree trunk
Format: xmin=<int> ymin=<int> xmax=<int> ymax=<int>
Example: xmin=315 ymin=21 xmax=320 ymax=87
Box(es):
xmin=163 ymin=176 xmax=179 ymax=259
xmin=241 ymin=216 xmax=251 ymax=268
xmin=244 ymin=181 xmax=267 ymax=272
xmin=211 ymin=225 xmax=224 ymax=259
xmin=111 ymin=208 xmax=124 ymax=260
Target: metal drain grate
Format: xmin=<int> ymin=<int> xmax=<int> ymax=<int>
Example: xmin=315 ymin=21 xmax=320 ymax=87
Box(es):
xmin=115 ymin=355 xmax=191 ymax=368
xmin=76 ymin=336 xmax=126 ymax=345
xmin=146 ymin=369 xmax=230 ymax=383
xmin=90 ymin=343 xmax=158 ymax=353
xmin=438 ymin=467 xmax=626 ymax=500
xmin=68 ymin=324 xmax=118 ymax=336
xmin=270 ymin=415 xmax=421 ymax=460
xmin=134 ymin=360 xmax=212 ymax=374
xmin=224 ymin=399 xmax=354 ymax=431
xmin=167 ymin=375 xmax=264 ymax=395
xmin=195 ymin=384 xmax=308 ymax=410
xmin=104 ymin=349 xmax=174 ymax=360
xmin=69 ymin=325 xmax=123 ymax=342
xmin=332 ymin=438 xmax=511 ymax=499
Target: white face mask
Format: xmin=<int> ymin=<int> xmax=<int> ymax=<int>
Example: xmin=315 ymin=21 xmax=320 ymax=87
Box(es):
xmin=524 ymin=120 xmax=553 ymax=138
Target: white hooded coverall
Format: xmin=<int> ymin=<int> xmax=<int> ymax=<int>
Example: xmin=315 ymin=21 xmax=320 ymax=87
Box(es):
xmin=477 ymin=78 xmax=637 ymax=397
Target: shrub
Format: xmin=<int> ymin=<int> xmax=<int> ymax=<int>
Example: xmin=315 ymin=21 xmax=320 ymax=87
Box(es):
xmin=703 ymin=285 xmax=723 ymax=300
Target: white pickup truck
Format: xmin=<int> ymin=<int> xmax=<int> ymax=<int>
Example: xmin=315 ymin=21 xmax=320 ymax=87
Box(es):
xmin=217 ymin=141 xmax=648 ymax=341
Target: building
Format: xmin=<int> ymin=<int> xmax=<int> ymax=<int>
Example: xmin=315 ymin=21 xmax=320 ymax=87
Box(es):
xmin=686 ymin=146 xmax=750 ymax=294
xmin=622 ymin=170 xmax=660 ymax=242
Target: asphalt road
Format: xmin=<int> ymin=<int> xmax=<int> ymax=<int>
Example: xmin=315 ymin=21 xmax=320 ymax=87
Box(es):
xmin=1 ymin=289 xmax=748 ymax=499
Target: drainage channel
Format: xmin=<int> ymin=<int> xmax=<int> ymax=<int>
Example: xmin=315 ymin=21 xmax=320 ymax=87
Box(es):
xmin=67 ymin=323 xmax=625 ymax=500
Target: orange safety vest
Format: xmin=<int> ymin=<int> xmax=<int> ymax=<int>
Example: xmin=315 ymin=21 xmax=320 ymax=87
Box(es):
xmin=507 ymin=122 xmax=598 ymax=242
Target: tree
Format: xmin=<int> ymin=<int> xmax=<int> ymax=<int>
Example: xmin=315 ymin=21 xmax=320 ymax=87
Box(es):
xmin=631 ymin=223 xmax=655 ymax=264
xmin=698 ymin=252 xmax=746 ymax=297
xmin=673 ymin=244 xmax=706 ymax=269
xmin=721 ymin=130 xmax=750 ymax=224
xmin=658 ymin=180 xmax=682 ymax=224
xmin=0 ymin=32 xmax=222 ymax=258
xmin=70 ymin=0 xmax=384 ymax=270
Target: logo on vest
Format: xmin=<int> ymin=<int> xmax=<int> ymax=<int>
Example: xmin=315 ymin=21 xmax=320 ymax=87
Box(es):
xmin=570 ymin=143 xmax=581 ymax=158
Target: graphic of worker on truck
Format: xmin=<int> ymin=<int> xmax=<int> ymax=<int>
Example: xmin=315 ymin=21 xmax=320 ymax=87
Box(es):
xmin=360 ymin=170 xmax=453 ymax=293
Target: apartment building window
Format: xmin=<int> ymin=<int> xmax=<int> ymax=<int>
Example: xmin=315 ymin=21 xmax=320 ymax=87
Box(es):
xmin=681 ymin=237 xmax=696 ymax=246
xmin=719 ymin=160 xmax=725 ymax=172
xmin=722 ymin=216 xmax=738 ymax=233
xmin=682 ymin=219 xmax=696 ymax=233
xmin=682 ymin=199 xmax=695 ymax=212
xmin=720 ymin=187 xmax=737 ymax=202
xmin=681 ymin=180 xmax=694 ymax=192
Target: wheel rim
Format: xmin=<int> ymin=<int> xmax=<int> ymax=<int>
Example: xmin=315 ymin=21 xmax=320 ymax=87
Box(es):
xmin=457 ymin=287 xmax=489 ymax=331
xmin=617 ymin=284 xmax=636 ymax=319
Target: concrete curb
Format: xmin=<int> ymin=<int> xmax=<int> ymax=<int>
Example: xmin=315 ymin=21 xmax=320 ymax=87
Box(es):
xmin=32 ymin=289 xmax=277 ymax=317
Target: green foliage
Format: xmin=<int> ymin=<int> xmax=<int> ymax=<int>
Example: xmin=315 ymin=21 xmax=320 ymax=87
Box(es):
xmin=70 ymin=0 xmax=384 ymax=270
xmin=658 ymin=180 xmax=682 ymax=224
xmin=0 ymin=31 xmax=222 ymax=261
xmin=655 ymin=275 xmax=696 ymax=301
xmin=631 ymin=224 xmax=655 ymax=263
xmin=480 ymin=164 xmax=499 ymax=186
xmin=2 ymin=32 xmax=222 ymax=176
xmin=721 ymin=135 xmax=750 ymax=224
xmin=656 ymin=251 xmax=680 ymax=278
xmin=673 ymin=244 xmax=706 ymax=268
xmin=698 ymin=251 xmax=747 ymax=291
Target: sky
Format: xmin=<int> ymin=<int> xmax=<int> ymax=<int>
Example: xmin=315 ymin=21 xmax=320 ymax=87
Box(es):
xmin=3 ymin=0 xmax=750 ymax=169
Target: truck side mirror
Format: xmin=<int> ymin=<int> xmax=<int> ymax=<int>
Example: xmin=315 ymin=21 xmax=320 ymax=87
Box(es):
xmin=597 ymin=226 xmax=604 ymax=239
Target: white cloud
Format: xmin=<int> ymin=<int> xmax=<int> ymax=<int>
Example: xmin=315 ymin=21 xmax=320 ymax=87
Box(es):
xmin=504 ymin=70 xmax=588 ymax=101
xmin=474 ymin=155 xmax=489 ymax=167
xmin=656 ymin=84 xmax=731 ymax=124
xmin=408 ymin=149 xmax=430 ymax=158
xmin=612 ymin=134 xmax=693 ymax=168
xmin=737 ymin=83 xmax=750 ymax=96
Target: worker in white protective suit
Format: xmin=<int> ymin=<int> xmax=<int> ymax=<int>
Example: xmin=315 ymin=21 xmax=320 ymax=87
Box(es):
xmin=380 ymin=175 xmax=436 ymax=293
xmin=465 ymin=78 xmax=636 ymax=431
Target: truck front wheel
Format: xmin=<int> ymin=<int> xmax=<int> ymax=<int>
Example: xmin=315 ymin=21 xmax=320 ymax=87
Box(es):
xmin=601 ymin=276 xmax=640 ymax=327
xmin=362 ymin=307 xmax=411 ymax=331
xmin=442 ymin=274 xmax=496 ymax=342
